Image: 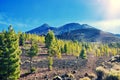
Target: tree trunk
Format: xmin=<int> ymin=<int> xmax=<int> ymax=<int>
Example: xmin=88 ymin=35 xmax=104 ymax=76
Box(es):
xmin=30 ymin=57 xmax=32 ymax=73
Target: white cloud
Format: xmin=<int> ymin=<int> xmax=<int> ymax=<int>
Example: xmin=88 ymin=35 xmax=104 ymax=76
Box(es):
xmin=82 ymin=0 xmax=120 ymax=34
xmin=95 ymin=0 xmax=120 ymax=19
xmin=0 ymin=13 xmax=29 ymax=32
xmin=87 ymin=19 xmax=120 ymax=34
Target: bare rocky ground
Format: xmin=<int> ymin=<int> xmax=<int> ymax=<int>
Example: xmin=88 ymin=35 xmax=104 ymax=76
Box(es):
xmin=19 ymin=44 xmax=117 ymax=80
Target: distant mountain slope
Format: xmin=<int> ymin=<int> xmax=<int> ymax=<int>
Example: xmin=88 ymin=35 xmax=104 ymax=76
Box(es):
xmin=26 ymin=23 xmax=93 ymax=35
xmin=57 ymin=28 xmax=120 ymax=42
xmin=57 ymin=23 xmax=93 ymax=34
xmin=26 ymin=23 xmax=120 ymax=42
xmin=26 ymin=23 xmax=57 ymax=35
xmin=115 ymin=34 xmax=120 ymax=37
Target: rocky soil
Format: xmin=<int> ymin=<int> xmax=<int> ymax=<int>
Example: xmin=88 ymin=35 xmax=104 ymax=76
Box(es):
xmin=19 ymin=44 xmax=119 ymax=80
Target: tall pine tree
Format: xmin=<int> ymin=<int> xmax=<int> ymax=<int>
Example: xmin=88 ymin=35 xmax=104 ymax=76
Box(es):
xmin=79 ymin=47 xmax=87 ymax=59
xmin=19 ymin=33 xmax=25 ymax=46
xmin=27 ymin=42 xmax=38 ymax=73
xmin=45 ymin=30 xmax=56 ymax=48
xmin=45 ymin=30 xmax=62 ymax=70
xmin=0 ymin=25 xmax=21 ymax=80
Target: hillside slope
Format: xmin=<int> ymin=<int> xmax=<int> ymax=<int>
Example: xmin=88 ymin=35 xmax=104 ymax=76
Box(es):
xmin=26 ymin=23 xmax=120 ymax=42
xmin=26 ymin=23 xmax=92 ymax=35
xmin=57 ymin=28 xmax=120 ymax=42
xmin=26 ymin=24 xmax=57 ymax=35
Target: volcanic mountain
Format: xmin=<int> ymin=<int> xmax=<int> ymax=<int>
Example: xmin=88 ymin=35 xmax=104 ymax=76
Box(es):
xmin=26 ymin=23 xmax=120 ymax=42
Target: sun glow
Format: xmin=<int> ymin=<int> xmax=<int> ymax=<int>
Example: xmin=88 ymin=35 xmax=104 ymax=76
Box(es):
xmin=99 ymin=0 xmax=120 ymax=19
xmin=89 ymin=0 xmax=120 ymax=33
xmin=105 ymin=0 xmax=120 ymax=19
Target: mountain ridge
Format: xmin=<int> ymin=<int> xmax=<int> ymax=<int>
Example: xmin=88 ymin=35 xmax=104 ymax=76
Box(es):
xmin=57 ymin=28 xmax=120 ymax=42
xmin=26 ymin=23 xmax=120 ymax=42
xmin=26 ymin=23 xmax=93 ymax=35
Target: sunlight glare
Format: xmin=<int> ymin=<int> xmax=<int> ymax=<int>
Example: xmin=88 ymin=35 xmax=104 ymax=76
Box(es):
xmin=105 ymin=0 xmax=120 ymax=19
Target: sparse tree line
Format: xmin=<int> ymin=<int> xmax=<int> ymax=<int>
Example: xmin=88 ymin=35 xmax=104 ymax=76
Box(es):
xmin=0 ymin=26 xmax=120 ymax=80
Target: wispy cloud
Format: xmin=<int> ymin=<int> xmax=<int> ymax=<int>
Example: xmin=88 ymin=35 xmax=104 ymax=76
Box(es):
xmin=0 ymin=13 xmax=29 ymax=32
xmin=0 ymin=21 xmax=9 ymax=25
xmin=93 ymin=0 xmax=120 ymax=20
xmin=81 ymin=0 xmax=120 ymax=34
xmin=86 ymin=19 xmax=120 ymax=34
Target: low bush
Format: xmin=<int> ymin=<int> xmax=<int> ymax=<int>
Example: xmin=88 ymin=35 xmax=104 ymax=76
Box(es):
xmin=79 ymin=77 xmax=91 ymax=80
xmin=30 ymin=67 xmax=36 ymax=73
xmin=96 ymin=66 xmax=108 ymax=80
xmin=67 ymin=73 xmax=75 ymax=79
xmin=106 ymin=69 xmax=120 ymax=80
xmin=53 ymin=76 xmax=62 ymax=80
xmin=96 ymin=66 xmax=120 ymax=80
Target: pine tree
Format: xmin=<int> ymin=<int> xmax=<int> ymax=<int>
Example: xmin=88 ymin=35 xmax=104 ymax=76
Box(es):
xmin=0 ymin=25 xmax=21 ymax=80
xmin=45 ymin=30 xmax=59 ymax=57
xmin=47 ymin=38 xmax=57 ymax=56
xmin=96 ymin=49 xmax=101 ymax=57
xmin=79 ymin=47 xmax=87 ymax=59
xmin=19 ymin=33 xmax=25 ymax=46
xmin=48 ymin=56 xmax=53 ymax=71
xmin=45 ymin=30 xmax=62 ymax=70
xmin=27 ymin=42 xmax=38 ymax=73
xmin=64 ymin=43 xmax=68 ymax=54
xmin=45 ymin=30 xmax=56 ymax=48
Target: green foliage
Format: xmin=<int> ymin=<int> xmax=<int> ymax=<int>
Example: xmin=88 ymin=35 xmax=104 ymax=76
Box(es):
xmin=27 ymin=42 xmax=38 ymax=73
xmin=79 ymin=47 xmax=87 ymax=59
xmin=30 ymin=67 xmax=36 ymax=73
xmin=96 ymin=49 xmax=101 ymax=57
xmin=108 ymin=42 xmax=120 ymax=48
xmin=27 ymin=43 xmax=38 ymax=58
xmin=25 ymin=33 xmax=45 ymax=44
xmin=96 ymin=66 xmax=108 ymax=80
xmin=67 ymin=73 xmax=75 ymax=79
xmin=45 ymin=30 xmax=61 ymax=57
xmin=48 ymin=56 xmax=53 ymax=71
xmin=45 ymin=31 xmax=62 ymax=70
xmin=106 ymin=69 xmax=120 ymax=80
xmin=96 ymin=66 xmax=120 ymax=80
xmin=64 ymin=43 xmax=68 ymax=53
xmin=0 ymin=25 xmax=21 ymax=80
xmin=48 ymin=39 xmax=61 ymax=58
xmin=45 ymin=30 xmax=55 ymax=48
xmin=19 ymin=33 xmax=25 ymax=46
xmin=44 ymin=31 xmax=120 ymax=58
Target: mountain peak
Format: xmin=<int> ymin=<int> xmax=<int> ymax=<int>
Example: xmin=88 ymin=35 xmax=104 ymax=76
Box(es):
xmin=81 ymin=24 xmax=93 ymax=28
xmin=26 ymin=23 xmax=56 ymax=35
xmin=41 ymin=23 xmax=50 ymax=28
xmin=61 ymin=23 xmax=81 ymax=27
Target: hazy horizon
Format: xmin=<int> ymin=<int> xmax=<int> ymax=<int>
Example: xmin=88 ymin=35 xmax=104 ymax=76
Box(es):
xmin=0 ymin=0 xmax=120 ymax=34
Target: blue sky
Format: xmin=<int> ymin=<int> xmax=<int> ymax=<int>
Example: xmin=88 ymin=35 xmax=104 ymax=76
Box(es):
xmin=0 ymin=0 xmax=120 ymax=33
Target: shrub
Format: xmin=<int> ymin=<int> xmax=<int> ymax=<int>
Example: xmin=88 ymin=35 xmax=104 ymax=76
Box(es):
xmin=96 ymin=66 xmax=120 ymax=80
xmin=96 ymin=66 xmax=108 ymax=80
xmin=30 ymin=67 xmax=36 ymax=73
xmin=106 ymin=75 xmax=119 ymax=80
xmin=53 ymin=76 xmax=62 ymax=80
xmin=106 ymin=69 xmax=120 ymax=80
xmin=79 ymin=77 xmax=91 ymax=80
xmin=61 ymin=73 xmax=75 ymax=80
xmin=67 ymin=73 xmax=75 ymax=79
xmin=84 ymin=73 xmax=96 ymax=79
